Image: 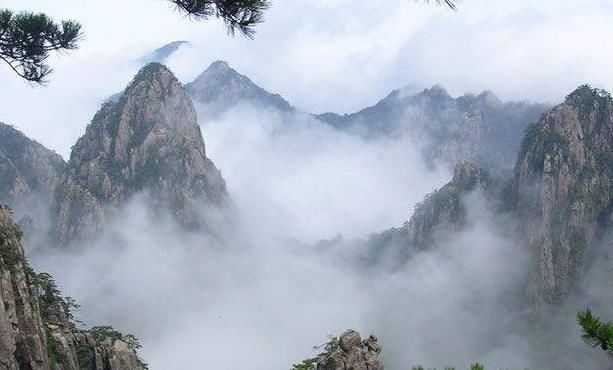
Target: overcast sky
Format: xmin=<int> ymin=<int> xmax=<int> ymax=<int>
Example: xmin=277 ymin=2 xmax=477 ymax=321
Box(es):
xmin=1 ymin=0 xmax=613 ymax=157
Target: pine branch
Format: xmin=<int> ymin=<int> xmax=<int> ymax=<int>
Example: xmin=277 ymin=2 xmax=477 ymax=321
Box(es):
xmin=168 ymin=0 xmax=270 ymax=38
xmin=0 ymin=9 xmax=82 ymax=83
xmin=578 ymin=309 xmax=613 ymax=357
xmin=426 ymin=0 xmax=461 ymax=10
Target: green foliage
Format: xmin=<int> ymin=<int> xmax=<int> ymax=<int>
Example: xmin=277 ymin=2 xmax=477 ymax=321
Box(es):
xmin=168 ymin=0 xmax=270 ymax=38
xmin=46 ymin=329 xmax=62 ymax=369
xmin=291 ymin=357 xmax=318 ymax=370
xmin=90 ymin=326 xmax=148 ymax=368
xmin=290 ymin=336 xmax=340 ymax=370
xmin=0 ymin=223 xmax=23 ymax=270
xmin=0 ymin=8 xmax=81 ymax=83
xmin=520 ymin=122 xmax=571 ymax=174
xmin=577 ymin=309 xmax=613 ymax=357
xmin=32 ymin=271 xmax=82 ymax=327
xmin=90 ymin=325 xmax=143 ymax=350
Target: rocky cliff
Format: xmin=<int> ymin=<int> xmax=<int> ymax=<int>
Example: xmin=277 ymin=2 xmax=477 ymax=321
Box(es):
xmin=0 ymin=205 xmax=145 ymax=369
xmin=365 ymin=161 xmax=491 ymax=267
xmin=318 ymin=86 xmax=547 ymax=171
xmin=512 ymin=85 xmax=613 ymax=307
xmin=292 ymin=329 xmax=384 ymax=370
xmin=0 ymin=123 xmax=65 ymax=211
xmin=52 ymin=63 xmax=228 ymax=245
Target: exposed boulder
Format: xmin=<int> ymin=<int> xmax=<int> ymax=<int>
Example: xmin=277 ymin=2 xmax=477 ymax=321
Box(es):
xmin=317 ymin=330 xmax=384 ymax=370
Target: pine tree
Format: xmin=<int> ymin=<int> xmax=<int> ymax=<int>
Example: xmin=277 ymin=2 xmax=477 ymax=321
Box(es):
xmin=577 ymin=309 xmax=613 ymax=358
xmin=0 ymin=9 xmax=81 ymax=83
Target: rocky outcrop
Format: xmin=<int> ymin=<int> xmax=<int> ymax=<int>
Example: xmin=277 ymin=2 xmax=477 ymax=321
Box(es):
xmin=512 ymin=85 xmax=613 ymax=307
xmin=365 ymin=162 xmax=491 ymax=267
xmin=0 ymin=205 xmax=146 ymax=369
xmin=318 ymin=86 xmax=547 ymax=171
xmin=316 ymin=330 xmax=384 ymax=370
xmin=0 ymin=122 xmax=66 ymax=209
xmin=186 ymin=60 xmax=295 ymax=120
xmin=52 ymin=63 xmax=228 ymax=245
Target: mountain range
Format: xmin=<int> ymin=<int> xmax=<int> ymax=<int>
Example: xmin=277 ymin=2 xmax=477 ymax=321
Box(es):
xmin=0 ymin=55 xmax=611 ymax=369
xmin=187 ymin=60 xmax=548 ymax=172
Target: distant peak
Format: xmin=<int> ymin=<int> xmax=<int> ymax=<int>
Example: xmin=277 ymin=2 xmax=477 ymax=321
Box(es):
xmin=422 ymin=84 xmax=451 ymax=98
xmin=143 ymin=40 xmax=190 ymax=64
xmin=477 ymin=90 xmax=502 ymax=105
xmin=207 ymin=60 xmax=231 ymax=72
xmin=190 ymin=60 xmax=237 ymax=84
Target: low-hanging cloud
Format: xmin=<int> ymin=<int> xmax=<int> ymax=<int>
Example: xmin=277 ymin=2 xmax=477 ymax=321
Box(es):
xmin=21 ymin=98 xmax=600 ymax=370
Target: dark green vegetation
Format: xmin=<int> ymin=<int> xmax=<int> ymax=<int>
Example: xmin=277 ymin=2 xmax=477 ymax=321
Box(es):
xmin=0 ymin=207 xmax=147 ymax=368
xmin=578 ymin=310 xmax=613 ymax=357
xmin=90 ymin=326 xmax=143 ymax=350
xmin=0 ymin=9 xmax=81 ymax=83
xmin=168 ymin=0 xmax=270 ymax=38
xmin=291 ymin=337 xmax=340 ymax=370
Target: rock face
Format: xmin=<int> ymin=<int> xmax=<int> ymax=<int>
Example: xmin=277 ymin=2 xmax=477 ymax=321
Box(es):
xmin=52 ymin=63 xmax=228 ymax=245
xmin=512 ymin=85 xmax=613 ymax=307
xmin=0 ymin=122 xmax=66 ymax=209
xmin=186 ymin=60 xmax=294 ymax=120
xmin=316 ymin=330 xmax=384 ymax=370
xmin=0 ymin=205 xmax=146 ymax=369
xmin=318 ymin=86 xmax=547 ymax=171
xmin=365 ymin=161 xmax=491 ymax=266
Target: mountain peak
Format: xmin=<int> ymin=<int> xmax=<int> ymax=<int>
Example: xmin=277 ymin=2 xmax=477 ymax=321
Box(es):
xmin=186 ymin=60 xmax=294 ymax=119
xmin=53 ymin=64 xmax=228 ymax=245
xmin=421 ymin=84 xmax=451 ymax=99
xmin=564 ymin=84 xmax=611 ymax=107
xmin=143 ymin=40 xmax=189 ymax=63
xmin=131 ymin=62 xmax=177 ymax=85
xmin=208 ymin=60 xmax=231 ymax=72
